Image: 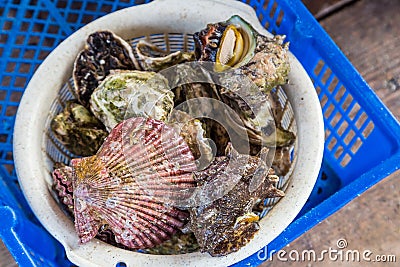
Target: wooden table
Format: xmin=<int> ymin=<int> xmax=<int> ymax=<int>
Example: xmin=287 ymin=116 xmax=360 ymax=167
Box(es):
xmin=1 ymin=1 xmax=399 ymax=266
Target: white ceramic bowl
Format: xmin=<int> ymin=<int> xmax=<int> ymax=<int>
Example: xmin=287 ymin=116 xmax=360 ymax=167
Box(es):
xmin=14 ymin=0 xmax=324 ymax=266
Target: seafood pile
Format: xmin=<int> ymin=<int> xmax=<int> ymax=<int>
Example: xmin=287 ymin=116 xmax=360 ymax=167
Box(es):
xmin=51 ymin=15 xmax=295 ymax=256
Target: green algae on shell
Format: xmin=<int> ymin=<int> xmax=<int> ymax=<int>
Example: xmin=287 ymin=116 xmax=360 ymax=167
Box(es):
xmin=90 ymin=70 xmax=174 ymax=131
xmin=51 ymin=100 xmax=108 ymax=156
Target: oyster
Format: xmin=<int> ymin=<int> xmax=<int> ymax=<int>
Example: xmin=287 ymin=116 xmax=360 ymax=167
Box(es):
xmin=52 ymin=117 xmax=198 ymax=249
xmin=194 ymin=15 xmax=290 ymax=92
xmin=136 ymin=40 xmax=195 ymax=72
xmin=168 ymin=110 xmax=214 ymax=170
xmin=189 ymin=145 xmax=284 ymax=256
xmin=51 ymin=101 xmax=108 ymax=156
xmin=73 ymin=31 xmax=140 ymax=107
xmin=144 ymin=232 xmax=199 ymax=255
xmin=90 ymin=70 xmax=174 ymax=131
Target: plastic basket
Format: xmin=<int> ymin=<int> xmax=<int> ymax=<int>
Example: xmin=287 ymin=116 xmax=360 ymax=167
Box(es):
xmin=1 ymin=0 xmax=399 ymax=266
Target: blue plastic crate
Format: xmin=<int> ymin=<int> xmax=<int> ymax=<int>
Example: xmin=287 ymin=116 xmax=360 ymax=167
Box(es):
xmin=1 ymin=0 xmax=399 ymax=266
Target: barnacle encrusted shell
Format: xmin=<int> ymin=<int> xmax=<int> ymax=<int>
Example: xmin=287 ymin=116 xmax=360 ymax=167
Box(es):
xmin=90 ymin=70 xmax=174 ymax=131
xmin=50 ymin=100 xmax=108 ymax=156
xmin=136 ymin=40 xmax=195 ymax=72
xmin=73 ymin=30 xmax=140 ymax=107
xmin=189 ymin=145 xmax=284 ymax=256
xmin=194 ymin=15 xmax=290 ymax=92
xmin=54 ymin=117 xmax=198 ymax=249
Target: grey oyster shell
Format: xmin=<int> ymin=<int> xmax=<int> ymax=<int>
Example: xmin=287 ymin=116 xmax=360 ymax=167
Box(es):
xmin=73 ymin=30 xmax=140 ymax=107
xmin=90 ymin=70 xmax=174 ymax=131
xmin=51 ymin=100 xmax=108 ymax=156
xmin=169 ymin=110 xmax=214 ymax=170
xmin=189 ymin=145 xmax=284 ymax=256
xmin=136 ymin=40 xmax=195 ymax=72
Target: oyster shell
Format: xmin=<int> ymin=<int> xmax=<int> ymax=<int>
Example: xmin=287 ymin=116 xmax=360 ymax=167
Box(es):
xmin=90 ymin=70 xmax=174 ymax=131
xmin=194 ymin=15 xmax=290 ymax=92
xmin=73 ymin=30 xmax=140 ymax=107
xmin=51 ymin=100 xmax=108 ymax=156
xmin=189 ymin=145 xmax=284 ymax=256
xmin=168 ymin=110 xmax=214 ymax=170
xmin=52 ymin=117 xmax=198 ymax=249
xmin=53 ymin=165 xmax=200 ymax=254
xmin=136 ymin=40 xmax=195 ymax=72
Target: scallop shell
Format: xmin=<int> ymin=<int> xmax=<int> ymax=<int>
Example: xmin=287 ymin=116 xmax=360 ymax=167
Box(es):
xmin=194 ymin=15 xmax=290 ymax=92
xmin=55 ymin=117 xmax=197 ymax=249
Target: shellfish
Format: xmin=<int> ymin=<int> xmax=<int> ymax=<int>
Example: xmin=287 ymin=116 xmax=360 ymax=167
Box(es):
xmin=194 ymin=15 xmax=290 ymax=92
xmin=90 ymin=70 xmax=174 ymax=131
xmin=50 ymin=100 xmax=108 ymax=156
xmin=52 ymin=117 xmax=198 ymax=248
xmin=73 ymin=30 xmax=140 ymax=107
xmin=136 ymin=40 xmax=195 ymax=72
xmin=189 ymin=145 xmax=284 ymax=256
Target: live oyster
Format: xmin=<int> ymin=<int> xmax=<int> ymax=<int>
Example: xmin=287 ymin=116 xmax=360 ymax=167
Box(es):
xmin=51 ymin=100 xmax=108 ymax=156
xmin=90 ymin=70 xmax=174 ymax=131
xmin=73 ymin=30 xmax=140 ymax=107
xmin=194 ymin=15 xmax=290 ymax=92
xmin=52 ymin=117 xmax=198 ymax=248
xmin=189 ymin=145 xmax=284 ymax=256
xmin=136 ymin=40 xmax=195 ymax=72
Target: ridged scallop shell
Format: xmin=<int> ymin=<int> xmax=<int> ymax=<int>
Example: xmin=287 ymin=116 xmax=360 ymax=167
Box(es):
xmin=55 ymin=117 xmax=197 ymax=249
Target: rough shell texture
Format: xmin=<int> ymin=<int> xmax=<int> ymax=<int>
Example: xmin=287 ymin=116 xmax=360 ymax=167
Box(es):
xmin=241 ymin=35 xmax=290 ymax=93
xmin=73 ymin=30 xmax=139 ymax=107
xmin=168 ymin=110 xmax=214 ymax=170
xmin=189 ymin=145 xmax=284 ymax=256
xmin=54 ymin=117 xmax=198 ymax=249
xmin=50 ymin=100 xmax=108 ymax=156
xmin=90 ymin=70 xmax=174 ymax=131
xmin=136 ymin=40 xmax=195 ymax=72
xmin=52 ymin=164 xmax=74 ymax=214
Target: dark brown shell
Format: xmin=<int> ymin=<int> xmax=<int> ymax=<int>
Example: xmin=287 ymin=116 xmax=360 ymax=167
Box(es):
xmin=189 ymin=145 xmax=284 ymax=256
xmin=73 ymin=31 xmax=140 ymax=107
xmin=53 ymin=117 xmax=197 ymax=249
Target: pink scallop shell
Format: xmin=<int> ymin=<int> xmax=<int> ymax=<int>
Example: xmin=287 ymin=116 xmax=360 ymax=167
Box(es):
xmin=68 ymin=117 xmax=197 ymax=248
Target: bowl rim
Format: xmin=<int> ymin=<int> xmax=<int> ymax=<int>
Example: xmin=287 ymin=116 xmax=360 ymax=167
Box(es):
xmin=13 ymin=0 xmax=324 ymax=266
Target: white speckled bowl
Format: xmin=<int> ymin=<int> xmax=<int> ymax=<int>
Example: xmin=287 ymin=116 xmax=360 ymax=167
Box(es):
xmin=13 ymin=0 xmax=324 ymax=266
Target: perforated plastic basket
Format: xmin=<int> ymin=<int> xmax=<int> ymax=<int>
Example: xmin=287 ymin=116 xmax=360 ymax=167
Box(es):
xmin=1 ymin=0 xmax=399 ymax=266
